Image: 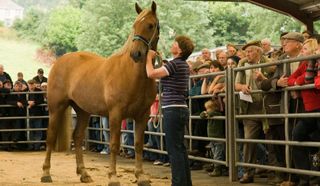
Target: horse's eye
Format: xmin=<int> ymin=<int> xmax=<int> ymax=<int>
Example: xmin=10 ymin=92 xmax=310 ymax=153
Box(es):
xmin=148 ymin=24 xmax=154 ymax=30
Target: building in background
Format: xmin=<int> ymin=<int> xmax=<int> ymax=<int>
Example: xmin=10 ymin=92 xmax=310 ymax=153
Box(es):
xmin=0 ymin=0 xmax=23 ymax=27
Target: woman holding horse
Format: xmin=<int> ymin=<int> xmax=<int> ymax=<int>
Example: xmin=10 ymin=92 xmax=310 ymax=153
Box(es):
xmin=146 ymin=35 xmax=194 ymax=186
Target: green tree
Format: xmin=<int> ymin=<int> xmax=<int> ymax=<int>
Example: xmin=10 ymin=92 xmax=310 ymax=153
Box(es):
xmin=77 ymin=0 xmax=212 ymax=58
xmin=69 ymin=0 xmax=88 ymax=8
xmin=245 ymin=3 xmax=302 ymax=44
xmin=12 ymin=8 xmax=45 ymax=41
xmin=76 ymin=0 xmax=138 ymax=57
xmin=207 ymin=3 xmax=252 ymax=46
xmin=143 ymin=0 xmax=212 ymax=58
xmin=39 ymin=6 xmax=82 ymax=56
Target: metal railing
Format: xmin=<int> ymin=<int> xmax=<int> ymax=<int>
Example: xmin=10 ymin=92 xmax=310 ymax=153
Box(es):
xmin=0 ymin=91 xmax=48 ymax=145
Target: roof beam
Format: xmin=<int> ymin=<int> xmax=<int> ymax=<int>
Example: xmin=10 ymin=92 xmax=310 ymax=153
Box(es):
xmin=300 ymin=0 xmax=320 ymax=11
xmin=310 ymin=10 xmax=320 ymax=19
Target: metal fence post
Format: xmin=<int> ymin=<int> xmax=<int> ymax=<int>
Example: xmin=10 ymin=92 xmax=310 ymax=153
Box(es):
xmin=226 ymin=67 xmax=237 ymax=181
xmin=158 ymin=81 xmax=164 ymax=152
xmin=188 ymin=78 xmax=192 ymax=152
xmin=26 ymin=92 xmax=30 ymax=142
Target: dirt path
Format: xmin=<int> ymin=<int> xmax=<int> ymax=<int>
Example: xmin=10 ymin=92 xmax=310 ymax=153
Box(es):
xmin=0 ymin=151 xmax=266 ymax=186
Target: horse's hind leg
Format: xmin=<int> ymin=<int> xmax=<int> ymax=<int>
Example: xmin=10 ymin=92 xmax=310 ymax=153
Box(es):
xmin=73 ymin=109 xmax=93 ymax=183
xmin=134 ymin=114 xmax=151 ymax=186
xmin=41 ymin=106 xmax=66 ymax=182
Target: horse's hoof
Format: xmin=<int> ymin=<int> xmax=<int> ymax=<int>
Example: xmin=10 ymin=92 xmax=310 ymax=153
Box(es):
xmin=137 ymin=179 xmax=151 ymax=186
xmin=108 ymin=181 xmax=120 ymax=186
xmin=80 ymin=175 xmax=93 ymax=183
xmin=108 ymin=174 xmax=120 ymax=186
xmin=41 ymin=176 xmax=52 ymax=183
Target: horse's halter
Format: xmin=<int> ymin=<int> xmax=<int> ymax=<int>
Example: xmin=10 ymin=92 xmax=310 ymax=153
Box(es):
xmin=132 ymin=18 xmax=160 ymax=50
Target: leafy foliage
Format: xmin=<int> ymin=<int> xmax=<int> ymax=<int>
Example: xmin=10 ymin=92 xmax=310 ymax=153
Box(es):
xmin=244 ymin=3 xmax=301 ymax=43
xmin=145 ymin=0 xmax=212 ymax=58
xmin=207 ymin=3 xmax=252 ymax=46
xmin=38 ymin=6 xmax=82 ymax=56
xmin=77 ymin=0 xmax=213 ymax=58
xmin=69 ymin=0 xmax=88 ymax=8
xmin=12 ymin=8 xmax=45 ymax=41
xmin=76 ymin=0 xmax=136 ymax=57
xmin=12 ymin=0 xmax=309 ymax=58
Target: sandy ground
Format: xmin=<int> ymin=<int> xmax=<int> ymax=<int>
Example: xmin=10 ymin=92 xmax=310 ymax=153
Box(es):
xmin=0 ymin=151 xmax=267 ymax=186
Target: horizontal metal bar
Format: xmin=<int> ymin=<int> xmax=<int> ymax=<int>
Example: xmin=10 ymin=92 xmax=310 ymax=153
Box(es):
xmin=188 ymin=155 xmax=227 ymax=166
xmin=0 ymin=116 xmax=49 ymax=120
xmin=0 ymin=140 xmax=46 ymax=144
xmin=190 ymin=71 xmax=225 ymax=79
xmin=190 ymin=115 xmax=226 ymax=120
xmin=0 ymin=91 xmax=46 ymax=95
xmin=144 ymin=131 xmax=165 ymax=136
xmin=0 ymin=128 xmax=47 ymax=132
xmin=87 ymin=127 xmax=226 ymax=142
xmin=189 ymin=93 xmax=226 ymax=99
xmin=87 ymin=139 xmax=227 ymax=165
xmin=183 ymin=135 xmax=226 ymax=142
xmin=236 ymin=112 xmax=320 ymax=119
xmin=0 ymin=103 xmax=47 ymax=108
xmin=234 ymin=54 xmax=320 ymax=72
xmin=188 ymin=84 xmax=315 ymax=100
xmin=236 ymin=138 xmax=320 ymax=147
xmin=236 ymin=162 xmax=320 ymax=177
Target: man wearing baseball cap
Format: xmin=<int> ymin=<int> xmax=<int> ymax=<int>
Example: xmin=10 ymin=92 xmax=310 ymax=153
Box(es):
xmin=33 ymin=68 xmax=48 ymax=88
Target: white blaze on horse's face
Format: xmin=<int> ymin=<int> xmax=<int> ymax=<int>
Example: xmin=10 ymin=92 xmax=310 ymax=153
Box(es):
xmin=130 ymin=2 xmax=158 ymax=63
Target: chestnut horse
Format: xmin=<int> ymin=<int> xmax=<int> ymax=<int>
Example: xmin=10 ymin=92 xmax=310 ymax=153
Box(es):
xmin=41 ymin=2 xmax=158 ymax=186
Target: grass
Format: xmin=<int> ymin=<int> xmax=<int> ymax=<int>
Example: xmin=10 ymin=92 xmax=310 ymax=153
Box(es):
xmin=0 ymin=38 xmax=51 ymax=81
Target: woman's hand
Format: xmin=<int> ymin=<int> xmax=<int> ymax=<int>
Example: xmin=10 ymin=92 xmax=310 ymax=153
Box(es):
xmin=147 ymin=50 xmax=157 ymax=63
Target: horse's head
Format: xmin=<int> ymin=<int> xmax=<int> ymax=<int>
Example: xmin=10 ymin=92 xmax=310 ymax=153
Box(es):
xmin=130 ymin=1 xmax=159 ymax=63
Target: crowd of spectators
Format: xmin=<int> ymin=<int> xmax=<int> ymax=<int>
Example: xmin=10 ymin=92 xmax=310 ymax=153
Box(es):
xmin=142 ymin=30 xmax=320 ymax=185
xmin=0 ymin=67 xmax=48 ymax=151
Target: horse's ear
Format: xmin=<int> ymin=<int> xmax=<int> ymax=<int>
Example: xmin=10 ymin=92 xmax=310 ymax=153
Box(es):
xmin=151 ymin=1 xmax=157 ymax=13
xmin=135 ymin=3 xmax=142 ymax=14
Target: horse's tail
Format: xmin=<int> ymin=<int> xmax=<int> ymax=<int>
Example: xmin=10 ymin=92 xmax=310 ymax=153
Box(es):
xmin=55 ymin=106 xmax=72 ymax=152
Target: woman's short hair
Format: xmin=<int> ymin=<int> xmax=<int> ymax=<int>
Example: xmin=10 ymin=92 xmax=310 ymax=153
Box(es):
xmin=175 ymin=35 xmax=195 ymax=60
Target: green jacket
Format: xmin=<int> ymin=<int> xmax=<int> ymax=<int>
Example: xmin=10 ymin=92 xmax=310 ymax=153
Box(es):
xmin=200 ymin=111 xmax=225 ymax=138
xmin=235 ymin=56 xmax=273 ymax=114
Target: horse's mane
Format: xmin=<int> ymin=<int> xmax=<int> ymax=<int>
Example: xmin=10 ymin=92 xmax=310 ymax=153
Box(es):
xmin=109 ymin=9 xmax=152 ymax=59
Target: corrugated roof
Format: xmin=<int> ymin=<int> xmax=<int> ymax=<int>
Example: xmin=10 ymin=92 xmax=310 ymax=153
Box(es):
xmin=0 ymin=0 xmax=23 ymax=10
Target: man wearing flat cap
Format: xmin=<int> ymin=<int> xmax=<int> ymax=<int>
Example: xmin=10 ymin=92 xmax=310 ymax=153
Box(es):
xmin=235 ymin=40 xmax=274 ymax=183
xmin=280 ymin=32 xmax=304 ymax=74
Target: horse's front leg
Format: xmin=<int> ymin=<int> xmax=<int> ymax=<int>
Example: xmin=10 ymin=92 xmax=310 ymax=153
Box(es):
xmin=108 ymin=112 xmax=122 ymax=186
xmin=134 ymin=114 xmax=151 ymax=186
